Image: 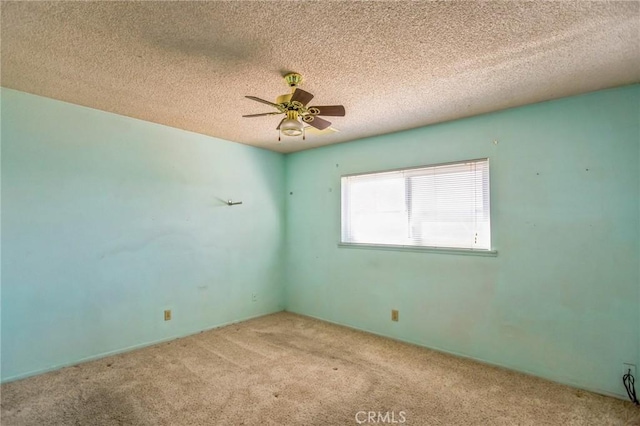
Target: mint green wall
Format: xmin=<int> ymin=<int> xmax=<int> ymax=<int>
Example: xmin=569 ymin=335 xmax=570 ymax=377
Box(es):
xmin=284 ymin=85 xmax=640 ymax=398
xmin=2 ymin=86 xmax=638 ymax=399
xmin=1 ymin=89 xmax=285 ymax=381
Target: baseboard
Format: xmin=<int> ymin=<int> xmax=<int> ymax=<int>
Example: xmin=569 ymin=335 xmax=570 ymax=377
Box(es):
xmin=1 ymin=309 xmax=285 ymax=384
xmin=285 ymin=309 xmax=629 ymax=402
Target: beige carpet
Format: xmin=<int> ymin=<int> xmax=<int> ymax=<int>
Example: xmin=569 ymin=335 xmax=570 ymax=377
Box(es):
xmin=1 ymin=312 xmax=638 ymax=425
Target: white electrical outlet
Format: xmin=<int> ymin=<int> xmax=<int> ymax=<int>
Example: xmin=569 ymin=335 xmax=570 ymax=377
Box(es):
xmin=251 ymin=293 xmax=257 ymax=302
xmin=623 ymin=363 xmax=636 ymax=378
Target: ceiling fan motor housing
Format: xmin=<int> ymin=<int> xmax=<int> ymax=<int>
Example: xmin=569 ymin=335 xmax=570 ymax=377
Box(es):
xmin=276 ymin=93 xmax=293 ymax=104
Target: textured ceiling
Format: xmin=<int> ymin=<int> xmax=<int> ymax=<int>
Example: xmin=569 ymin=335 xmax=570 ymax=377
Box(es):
xmin=1 ymin=1 xmax=639 ymax=153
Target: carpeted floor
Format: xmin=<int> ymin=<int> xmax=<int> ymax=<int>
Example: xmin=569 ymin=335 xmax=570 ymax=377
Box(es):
xmin=1 ymin=312 xmax=638 ymax=425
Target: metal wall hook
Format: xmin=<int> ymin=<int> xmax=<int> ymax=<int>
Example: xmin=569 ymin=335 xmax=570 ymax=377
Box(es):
xmin=227 ymin=200 xmax=243 ymax=206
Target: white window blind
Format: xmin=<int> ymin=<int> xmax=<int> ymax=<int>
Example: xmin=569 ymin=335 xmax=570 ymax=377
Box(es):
xmin=341 ymin=158 xmax=491 ymax=250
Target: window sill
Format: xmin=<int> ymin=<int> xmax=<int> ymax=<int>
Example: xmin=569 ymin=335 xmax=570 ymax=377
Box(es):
xmin=338 ymin=242 xmax=498 ymax=257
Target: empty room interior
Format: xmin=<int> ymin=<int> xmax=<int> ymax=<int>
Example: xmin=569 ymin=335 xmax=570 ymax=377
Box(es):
xmin=1 ymin=2 xmax=640 ymax=425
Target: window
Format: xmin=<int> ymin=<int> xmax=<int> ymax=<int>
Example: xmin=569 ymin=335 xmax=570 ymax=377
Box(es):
xmin=341 ymin=158 xmax=491 ymax=251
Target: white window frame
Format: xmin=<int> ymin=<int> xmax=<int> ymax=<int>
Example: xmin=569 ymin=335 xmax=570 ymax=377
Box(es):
xmin=340 ymin=158 xmax=496 ymax=256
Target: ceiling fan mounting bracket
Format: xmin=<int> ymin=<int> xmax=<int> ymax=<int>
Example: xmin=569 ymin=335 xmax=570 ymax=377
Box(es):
xmin=284 ymin=72 xmax=303 ymax=89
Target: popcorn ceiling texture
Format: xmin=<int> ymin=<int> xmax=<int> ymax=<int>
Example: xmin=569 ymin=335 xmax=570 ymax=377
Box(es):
xmin=1 ymin=1 xmax=638 ymax=153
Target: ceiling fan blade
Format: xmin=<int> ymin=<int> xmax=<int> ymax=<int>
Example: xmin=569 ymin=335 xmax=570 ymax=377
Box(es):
xmin=276 ymin=118 xmax=286 ymax=130
xmin=242 ymin=112 xmax=283 ymax=118
xmin=306 ymin=116 xmax=332 ymax=130
xmin=290 ymin=88 xmax=314 ymax=106
xmin=245 ymin=96 xmax=281 ymax=109
xmin=309 ymin=105 xmax=345 ymax=116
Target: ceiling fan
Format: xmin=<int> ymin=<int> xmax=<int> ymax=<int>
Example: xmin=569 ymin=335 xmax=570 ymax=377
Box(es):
xmin=243 ymin=73 xmax=345 ymax=141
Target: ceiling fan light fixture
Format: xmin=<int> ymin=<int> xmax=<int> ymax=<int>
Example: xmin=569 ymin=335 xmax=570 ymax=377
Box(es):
xmin=281 ymin=119 xmax=304 ymax=136
xmin=280 ymin=110 xmax=304 ymax=137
